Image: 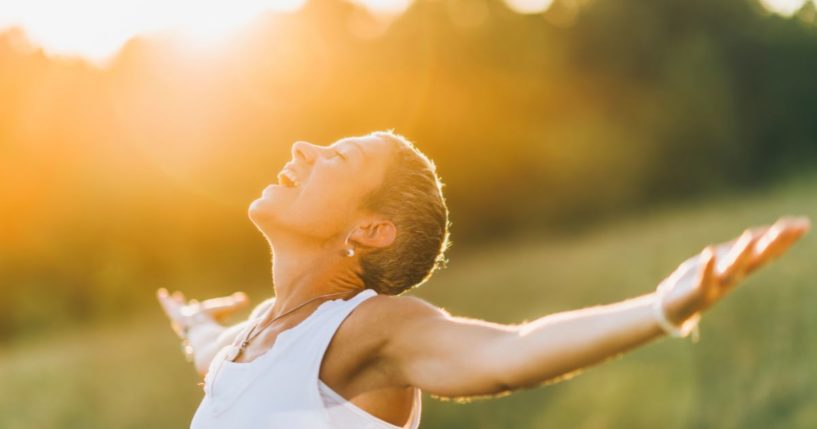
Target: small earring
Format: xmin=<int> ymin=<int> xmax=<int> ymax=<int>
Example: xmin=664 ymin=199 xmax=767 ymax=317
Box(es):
xmin=342 ymin=233 xmax=356 ymax=257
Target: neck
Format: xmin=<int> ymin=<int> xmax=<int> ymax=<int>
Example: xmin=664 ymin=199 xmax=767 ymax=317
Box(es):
xmin=267 ymin=234 xmax=364 ymax=318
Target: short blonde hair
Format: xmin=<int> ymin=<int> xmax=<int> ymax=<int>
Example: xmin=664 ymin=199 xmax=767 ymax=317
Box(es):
xmin=358 ymin=130 xmax=452 ymax=295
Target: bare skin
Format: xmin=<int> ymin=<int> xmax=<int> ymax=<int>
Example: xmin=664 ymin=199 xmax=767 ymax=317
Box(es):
xmin=158 ymin=132 xmax=811 ymax=426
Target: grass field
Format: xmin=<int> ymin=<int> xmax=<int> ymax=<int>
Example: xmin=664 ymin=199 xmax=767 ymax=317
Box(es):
xmin=2 ymin=174 xmax=816 ymax=429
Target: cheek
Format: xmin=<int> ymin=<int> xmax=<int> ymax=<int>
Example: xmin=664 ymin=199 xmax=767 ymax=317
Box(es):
xmin=298 ymin=185 xmax=361 ymax=225
xmin=302 ymin=174 xmax=359 ymax=209
xmin=298 ymin=192 xmax=351 ymax=223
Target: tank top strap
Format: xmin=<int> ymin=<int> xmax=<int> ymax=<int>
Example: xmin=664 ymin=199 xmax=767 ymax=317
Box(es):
xmin=285 ymin=288 xmax=378 ymax=374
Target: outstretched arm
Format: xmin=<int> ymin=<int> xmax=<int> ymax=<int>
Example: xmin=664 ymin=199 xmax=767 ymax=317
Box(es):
xmin=380 ymin=291 xmax=663 ymax=398
xmin=373 ymin=216 xmax=809 ymax=399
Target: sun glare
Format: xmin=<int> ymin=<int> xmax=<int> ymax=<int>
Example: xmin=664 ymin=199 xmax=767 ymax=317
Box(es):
xmin=503 ymin=0 xmax=555 ymax=14
xmin=0 ymin=0 xmax=402 ymax=64
xmin=760 ymin=0 xmax=809 ymax=16
xmin=353 ymin=0 xmax=413 ymax=15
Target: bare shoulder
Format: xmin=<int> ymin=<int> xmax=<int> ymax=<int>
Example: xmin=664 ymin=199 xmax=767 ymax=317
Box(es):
xmin=336 ymin=295 xmax=449 ymax=356
xmin=356 ymin=294 xmax=449 ymax=329
xmin=365 ymin=294 xmax=448 ymax=316
xmin=324 ymin=293 xmax=450 ymax=388
xmin=335 ymin=294 xmax=448 ymax=346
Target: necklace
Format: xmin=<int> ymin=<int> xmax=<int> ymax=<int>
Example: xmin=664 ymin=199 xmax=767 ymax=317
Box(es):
xmin=224 ymin=290 xmax=357 ymax=362
xmin=204 ymin=289 xmax=360 ymax=397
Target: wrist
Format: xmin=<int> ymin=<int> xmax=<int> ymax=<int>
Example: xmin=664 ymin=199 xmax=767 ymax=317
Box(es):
xmin=652 ymin=283 xmax=701 ymax=340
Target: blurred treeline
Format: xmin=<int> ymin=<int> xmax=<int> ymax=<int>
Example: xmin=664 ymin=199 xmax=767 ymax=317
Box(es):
xmin=1 ymin=0 xmax=816 ymax=340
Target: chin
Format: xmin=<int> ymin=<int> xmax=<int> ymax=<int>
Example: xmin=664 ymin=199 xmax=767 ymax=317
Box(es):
xmin=248 ymin=196 xmax=279 ymax=227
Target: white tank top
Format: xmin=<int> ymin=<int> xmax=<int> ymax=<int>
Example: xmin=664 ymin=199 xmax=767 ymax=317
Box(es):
xmin=190 ymin=288 xmax=422 ymax=429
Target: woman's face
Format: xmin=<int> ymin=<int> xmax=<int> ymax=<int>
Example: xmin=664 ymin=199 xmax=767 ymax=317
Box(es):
xmin=249 ymin=135 xmax=395 ymax=244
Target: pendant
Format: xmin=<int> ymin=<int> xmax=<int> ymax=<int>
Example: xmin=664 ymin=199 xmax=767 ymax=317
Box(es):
xmin=225 ymin=345 xmax=242 ymax=362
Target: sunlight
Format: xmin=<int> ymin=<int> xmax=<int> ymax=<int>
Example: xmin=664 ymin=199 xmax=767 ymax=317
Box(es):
xmin=353 ymin=0 xmax=413 ymax=15
xmin=0 ymin=0 xmax=421 ymax=64
xmin=503 ymin=0 xmax=555 ymax=14
xmin=0 ymin=0 xmax=306 ymax=64
xmin=760 ymin=0 xmax=808 ymax=16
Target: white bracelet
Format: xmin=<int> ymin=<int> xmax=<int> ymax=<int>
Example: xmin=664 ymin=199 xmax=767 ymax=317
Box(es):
xmin=652 ymin=282 xmax=701 ymax=340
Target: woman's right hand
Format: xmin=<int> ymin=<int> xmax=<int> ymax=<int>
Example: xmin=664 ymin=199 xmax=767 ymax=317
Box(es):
xmin=156 ymin=288 xmax=250 ymax=338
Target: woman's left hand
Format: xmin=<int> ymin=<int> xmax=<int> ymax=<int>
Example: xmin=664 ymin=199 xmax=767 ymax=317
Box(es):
xmin=659 ymin=216 xmax=811 ymax=327
xmin=157 ymin=289 xmax=250 ymax=338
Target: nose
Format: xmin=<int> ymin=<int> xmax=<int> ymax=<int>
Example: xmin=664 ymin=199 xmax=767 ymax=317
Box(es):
xmin=291 ymin=141 xmax=318 ymax=164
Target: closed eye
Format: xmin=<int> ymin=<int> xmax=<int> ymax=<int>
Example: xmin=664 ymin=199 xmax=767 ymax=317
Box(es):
xmin=333 ymin=150 xmax=347 ymax=161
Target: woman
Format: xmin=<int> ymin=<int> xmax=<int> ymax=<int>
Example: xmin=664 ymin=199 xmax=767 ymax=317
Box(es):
xmin=157 ymin=130 xmax=810 ymax=429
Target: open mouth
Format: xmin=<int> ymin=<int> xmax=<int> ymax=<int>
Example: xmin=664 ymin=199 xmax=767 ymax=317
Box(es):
xmin=277 ymin=169 xmax=300 ymax=188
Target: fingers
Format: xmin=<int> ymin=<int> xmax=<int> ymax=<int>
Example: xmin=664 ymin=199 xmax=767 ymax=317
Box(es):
xmin=157 ymin=289 xmax=185 ymax=313
xmin=745 ymin=216 xmax=810 ymax=274
xmin=156 ymin=289 xmax=189 ymax=335
xmin=156 ymin=287 xmax=251 ymax=323
xmin=201 ymin=292 xmax=249 ymax=310
xmin=698 ymin=246 xmax=718 ymax=293
xmin=712 ymin=226 xmax=767 ymax=262
xmin=202 ymin=292 xmax=251 ymax=319
xmin=156 ymin=288 xmax=176 ymax=315
xmin=706 ymin=216 xmax=809 ymax=280
xmin=760 ymin=216 xmax=810 ymax=254
xmin=716 ymin=230 xmax=759 ymax=287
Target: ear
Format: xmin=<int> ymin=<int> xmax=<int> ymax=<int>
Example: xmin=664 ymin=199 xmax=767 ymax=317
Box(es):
xmin=350 ymin=217 xmax=397 ymax=250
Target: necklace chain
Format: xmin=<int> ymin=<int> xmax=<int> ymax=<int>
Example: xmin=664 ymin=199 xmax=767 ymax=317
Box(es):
xmin=204 ymin=289 xmax=360 ymax=397
xmin=233 ymin=290 xmax=357 ymax=360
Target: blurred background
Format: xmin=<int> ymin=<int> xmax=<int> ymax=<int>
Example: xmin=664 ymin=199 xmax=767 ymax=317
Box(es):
xmin=1 ymin=0 xmax=816 ymax=427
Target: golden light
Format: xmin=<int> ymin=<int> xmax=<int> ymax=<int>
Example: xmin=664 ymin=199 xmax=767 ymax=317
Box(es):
xmin=0 ymin=0 xmax=425 ymax=65
xmin=503 ymin=0 xmax=554 ymax=14
xmin=352 ymin=0 xmax=413 ymax=15
xmin=760 ymin=0 xmax=809 ymax=16
xmin=0 ymin=0 xmax=304 ymax=64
